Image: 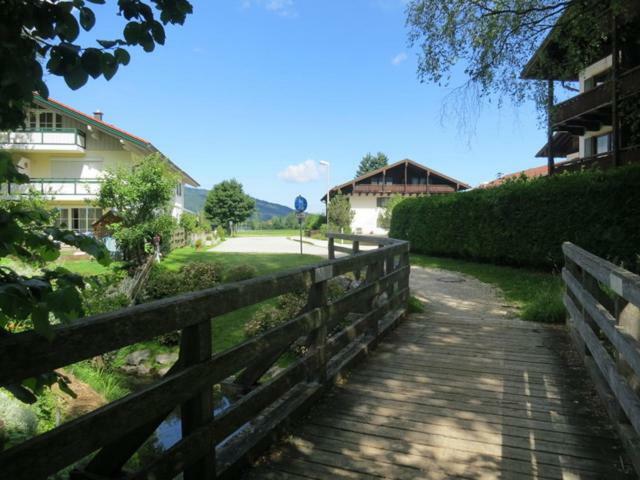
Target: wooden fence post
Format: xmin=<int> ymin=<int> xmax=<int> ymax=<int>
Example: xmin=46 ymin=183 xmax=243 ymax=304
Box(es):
xmin=307 ymin=270 xmax=329 ymax=384
xmin=328 ymin=236 xmax=335 ymax=260
xmin=180 ymin=320 xmax=216 ymax=479
xmin=352 ymin=240 xmax=361 ymax=280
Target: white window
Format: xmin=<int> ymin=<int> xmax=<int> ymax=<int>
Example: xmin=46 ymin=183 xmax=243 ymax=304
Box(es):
xmin=55 ymin=207 xmax=102 ymax=234
xmin=176 ymin=183 xmax=182 ymax=196
xmin=25 ymin=109 xmax=63 ymax=130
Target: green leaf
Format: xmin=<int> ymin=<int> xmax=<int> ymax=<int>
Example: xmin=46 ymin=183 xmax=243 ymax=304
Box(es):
xmin=150 ymin=21 xmax=166 ymax=45
xmin=97 ymin=39 xmax=117 ymax=48
xmin=123 ymin=22 xmax=141 ymax=44
xmin=56 ymin=12 xmax=80 ymax=42
xmin=81 ymin=48 xmax=102 ymax=78
xmin=86 ymin=0 xmax=106 ymax=3
xmin=114 ymin=48 xmax=131 ymax=66
xmin=32 ymin=306 xmax=54 ymax=340
xmin=101 ymin=52 xmax=118 ymax=80
xmin=64 ymin=64 xmax=89 ymax=90
xmin=79 ymin=7 xmax=96 ymax=31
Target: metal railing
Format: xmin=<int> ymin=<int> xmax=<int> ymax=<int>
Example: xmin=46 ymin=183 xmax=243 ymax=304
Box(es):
xmin=0 ymin=128 xmax=86 ymax=148
xmin=1 ymin=178 xmax=102 ymax=196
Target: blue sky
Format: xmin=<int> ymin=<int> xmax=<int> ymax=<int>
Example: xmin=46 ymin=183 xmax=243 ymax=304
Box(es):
xmin=45 ymin=0 xmax=550 ymax=212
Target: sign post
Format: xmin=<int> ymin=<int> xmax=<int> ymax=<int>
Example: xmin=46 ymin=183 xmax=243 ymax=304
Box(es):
xmin=294 ymin=195 xmax=308 ymax=255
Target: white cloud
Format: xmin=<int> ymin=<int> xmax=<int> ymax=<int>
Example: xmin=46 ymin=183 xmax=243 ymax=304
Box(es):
xmin=391 ymin=52 xmax=407 ymax=66
xmin=242 ymin=0 xmax=296 ymax=17
xmin=278 ymin=160 xmax=325 ymax=183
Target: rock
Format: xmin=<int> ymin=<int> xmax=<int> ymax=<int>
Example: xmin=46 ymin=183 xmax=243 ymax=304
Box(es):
xmin=349 ymin=279 xmax=362 ymax=290
xmin=155 ymin=353 xmax=179 ymax=365
xmin=125 ymin=349 xmax=150 ymax=366
xmin=373 ymin=292 xmax=389 ymax=309
xmin=157 ymin=366 xmax=171 ymax=377
xmin=136 ymin=364 xmax=153 ymax=376
xmin=333 ymin=276 xmax=352 ymax=291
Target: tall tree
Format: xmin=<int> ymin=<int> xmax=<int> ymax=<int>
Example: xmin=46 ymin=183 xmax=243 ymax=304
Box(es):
xmin=97 ymin=154 xmax=178 ymax=265
xmin=1 ymin=0 xmax=193 ymax=130
xmin=356 ymin=152 xmax=389 ymax=177
xmin=405 ymin=0 xmax=626 ymax=124
xmin=328 ymin=193 xmax=354 ymax=233
xmin=204 ymin=179 xmax=256 ymax=233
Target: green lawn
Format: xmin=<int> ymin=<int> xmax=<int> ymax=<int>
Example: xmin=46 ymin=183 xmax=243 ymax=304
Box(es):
xmin=0 ymin=256 xmax=113 ymax=277
xmin=236 ymin=229 xmax=300 ymax=237
xmin=163 ymin=247 xmax=320 ymax=276
xmin=410 ymin=254 xmax=565 ymax=323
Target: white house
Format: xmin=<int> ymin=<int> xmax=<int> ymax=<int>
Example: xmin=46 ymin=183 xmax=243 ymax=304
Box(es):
xmin=0 ymin=95 xmax=199 ymax=233
xmin=322 ymin=159 xmax=470 ymax=235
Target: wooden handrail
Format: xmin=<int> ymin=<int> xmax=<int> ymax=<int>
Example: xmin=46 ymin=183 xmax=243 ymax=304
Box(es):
xmin=0 ymin=236 xmax=411 ymax=480
xmin=562 ymin=242 xmax=640 ymax=472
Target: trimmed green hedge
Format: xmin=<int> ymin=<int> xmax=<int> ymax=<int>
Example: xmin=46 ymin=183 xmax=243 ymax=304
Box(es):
xmin=390 ymin=166 xmax=640 ymax=270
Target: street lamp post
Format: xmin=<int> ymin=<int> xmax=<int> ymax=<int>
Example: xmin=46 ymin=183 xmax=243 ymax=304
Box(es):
xmin=319 ymin=160 xmax=330 ymax=233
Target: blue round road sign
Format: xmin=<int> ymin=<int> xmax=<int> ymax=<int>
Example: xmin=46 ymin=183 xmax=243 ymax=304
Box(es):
xmin=294 ymin=195 xmax=308 ymax=213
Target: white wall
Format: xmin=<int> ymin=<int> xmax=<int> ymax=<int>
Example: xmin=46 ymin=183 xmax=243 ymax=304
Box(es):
xmin=349 ymin=195 xmax=387 ymax=235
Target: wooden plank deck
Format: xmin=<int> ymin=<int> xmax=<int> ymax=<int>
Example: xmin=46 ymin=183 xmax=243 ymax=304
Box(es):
xmin=245 ymin=267 xmax=635 ymax=479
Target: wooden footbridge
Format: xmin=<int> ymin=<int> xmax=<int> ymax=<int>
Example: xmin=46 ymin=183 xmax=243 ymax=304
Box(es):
xmin=0 ymin=235 xmax=639 ymax=479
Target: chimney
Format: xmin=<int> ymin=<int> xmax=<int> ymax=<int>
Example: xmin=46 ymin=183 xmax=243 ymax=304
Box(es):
xmin=93 ymin=110 xmax=103 ymax=121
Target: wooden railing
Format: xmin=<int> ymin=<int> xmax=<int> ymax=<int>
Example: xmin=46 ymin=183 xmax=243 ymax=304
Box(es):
xmin=562 ymin=242 xmax=640 ymax=472
xmin=555 ymin=144 xmax=640 ymax=173
xmin=352 ymin=184 xmax=455 ymax=195
xmin=0 ymin=234 xmax=410 ymax=480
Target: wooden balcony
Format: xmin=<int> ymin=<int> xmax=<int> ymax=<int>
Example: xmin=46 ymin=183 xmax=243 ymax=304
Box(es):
xmin=553 ymin=65 xmax=640 ymax=130
xmin=353 ymin=184 xmax=455 ymax=195
xmin=555 ymin=145 xmax=640 ymax=173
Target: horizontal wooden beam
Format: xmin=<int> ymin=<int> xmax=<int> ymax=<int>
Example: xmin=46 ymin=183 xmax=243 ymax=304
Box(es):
xmin=563 ymin=242 xmax=640 ymax=306
xmin=564 ymin=294 xmax=640 ymax=435
xmin=563 ymin=268 xmax=640 ymax=380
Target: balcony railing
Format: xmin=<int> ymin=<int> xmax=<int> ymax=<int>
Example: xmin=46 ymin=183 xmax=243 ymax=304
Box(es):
xmin=1 ymin=178 xmax=102 ymax=196
xmin=555 ymin=145 xmax=640 ymax=173
xmin=553 ymin=65 xmax=640 ymax=127
xmin=0 ymin=128 xmax=86 ymax=149
xmin=353 ymin=183 xmax=455 ymax=194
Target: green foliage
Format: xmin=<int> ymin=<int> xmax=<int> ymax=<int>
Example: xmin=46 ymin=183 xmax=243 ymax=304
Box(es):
xmin=0 ymin=153 xmax=110 ymax=402
xmin=82 ymin=272 xmax=130 ymax=316
xmin=179 ymin=212 xmax=199 ymax=234
xmin=96 ymin=154 xmax=178 ymax=265
xmin=356 ymin=152 xmax=388 ymax=177
xmin=391 ymin=166 xmax=640 ymax=270
xmin=216 ymin=225 xmax=227 ymax=241
xmin=521 ymin=289 xmax=566 ymax=323
xmin=327 ymin=193 xmax=354 ymax=233
xmin=224 ymin=264 xmax=258 ymax=283
xmin=377 ymin=195 xmax=405 ymax=230
xmin=405 ymin=0 xmax=617 ymax=115
xmin=304 ymin=213 xmax=326 ymax=231
xmin=245 ymin=292 xmax=306 ymax=338
xmin=204 ymin=179 xmax=255 ymax=232
xmin=194 ymin=238 xmax=203 ymax=250
xmin=142 ymin=262 xmax=221 ymax=301
xmin=1 ymin=0 xmax=193 ymax=130
xmin=407 ymin=296 xmax=425 ymax=314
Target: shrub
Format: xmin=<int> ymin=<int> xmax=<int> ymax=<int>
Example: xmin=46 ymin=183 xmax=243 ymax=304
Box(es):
xmin=225 ymin=264 xmax=258 ymax=283
xmin=390 ymin=165 xmax=640 ymax=270
xmin=180 ymin=262 xmax=222 ymax=292
xmin=521 ymin=289 xmax=566 ymax=323
xmin=142 ymin=265 xmax=185 ymax=300
xmin=216 ymin=225 xmax=226 ymax=241
xmin=194 ymin=239 xmax=203 ymax=250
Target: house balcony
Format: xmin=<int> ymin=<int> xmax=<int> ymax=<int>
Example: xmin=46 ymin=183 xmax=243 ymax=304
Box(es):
xmin=353 ymin=184 xmax=455 ymax=195
xmin=1 ymin=178 xmax=102 ymax=199
xmin=552 ymin=65 xmax=640 ymax=133
xmin=555 ymin=144 xmax=640 ymax=173
xmin=0 ymin=128 xmax=86 ymax=153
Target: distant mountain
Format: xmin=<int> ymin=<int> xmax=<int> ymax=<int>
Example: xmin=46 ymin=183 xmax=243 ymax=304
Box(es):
xmin=184 ymin=187 xmax=294 ymax=220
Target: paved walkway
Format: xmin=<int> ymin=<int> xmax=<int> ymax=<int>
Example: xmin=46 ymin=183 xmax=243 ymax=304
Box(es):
xmin=209 ymin=236 xmax=330 ymax=256
xmin=246 ymin=266 xmax=634 ymax=479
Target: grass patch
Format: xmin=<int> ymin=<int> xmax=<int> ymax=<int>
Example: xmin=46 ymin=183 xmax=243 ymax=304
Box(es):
xmin=411 ymin=254 xmax=565 ymax=323
xmin=236 ymin=229 xmax=300 ymax=237
xmin=163 ymin=247 xmax=320 ymax=276
xmin=66 ymin=362 xmax=132 ymax=402
xmin=408 ymin=295 xmax=425 ymax=314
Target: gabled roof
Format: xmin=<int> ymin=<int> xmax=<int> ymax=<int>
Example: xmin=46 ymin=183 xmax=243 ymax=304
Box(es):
xmin=33 ymin=95 xmax=200 ymax=187
xmin=322 ymin=159 xmax=471 ymax=201
xmin=479 ymin=159 xmax=572 ymax=188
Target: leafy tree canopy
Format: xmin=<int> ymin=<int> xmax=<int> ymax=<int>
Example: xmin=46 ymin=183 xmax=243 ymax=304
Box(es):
xmin=96 ymin=154 xmax=178 ymax=264
xmin=204 ymin=179 xmax=256 ymax=232
xmin=1 ymin=0 xmax=193 ymax=130
xmin=405 ymin=0 xmax=626 ymax=117
xmin=328 ymin=193 xmax=354 ymax=232
xmin=356 ymin=152 xmax=389 ymax=177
